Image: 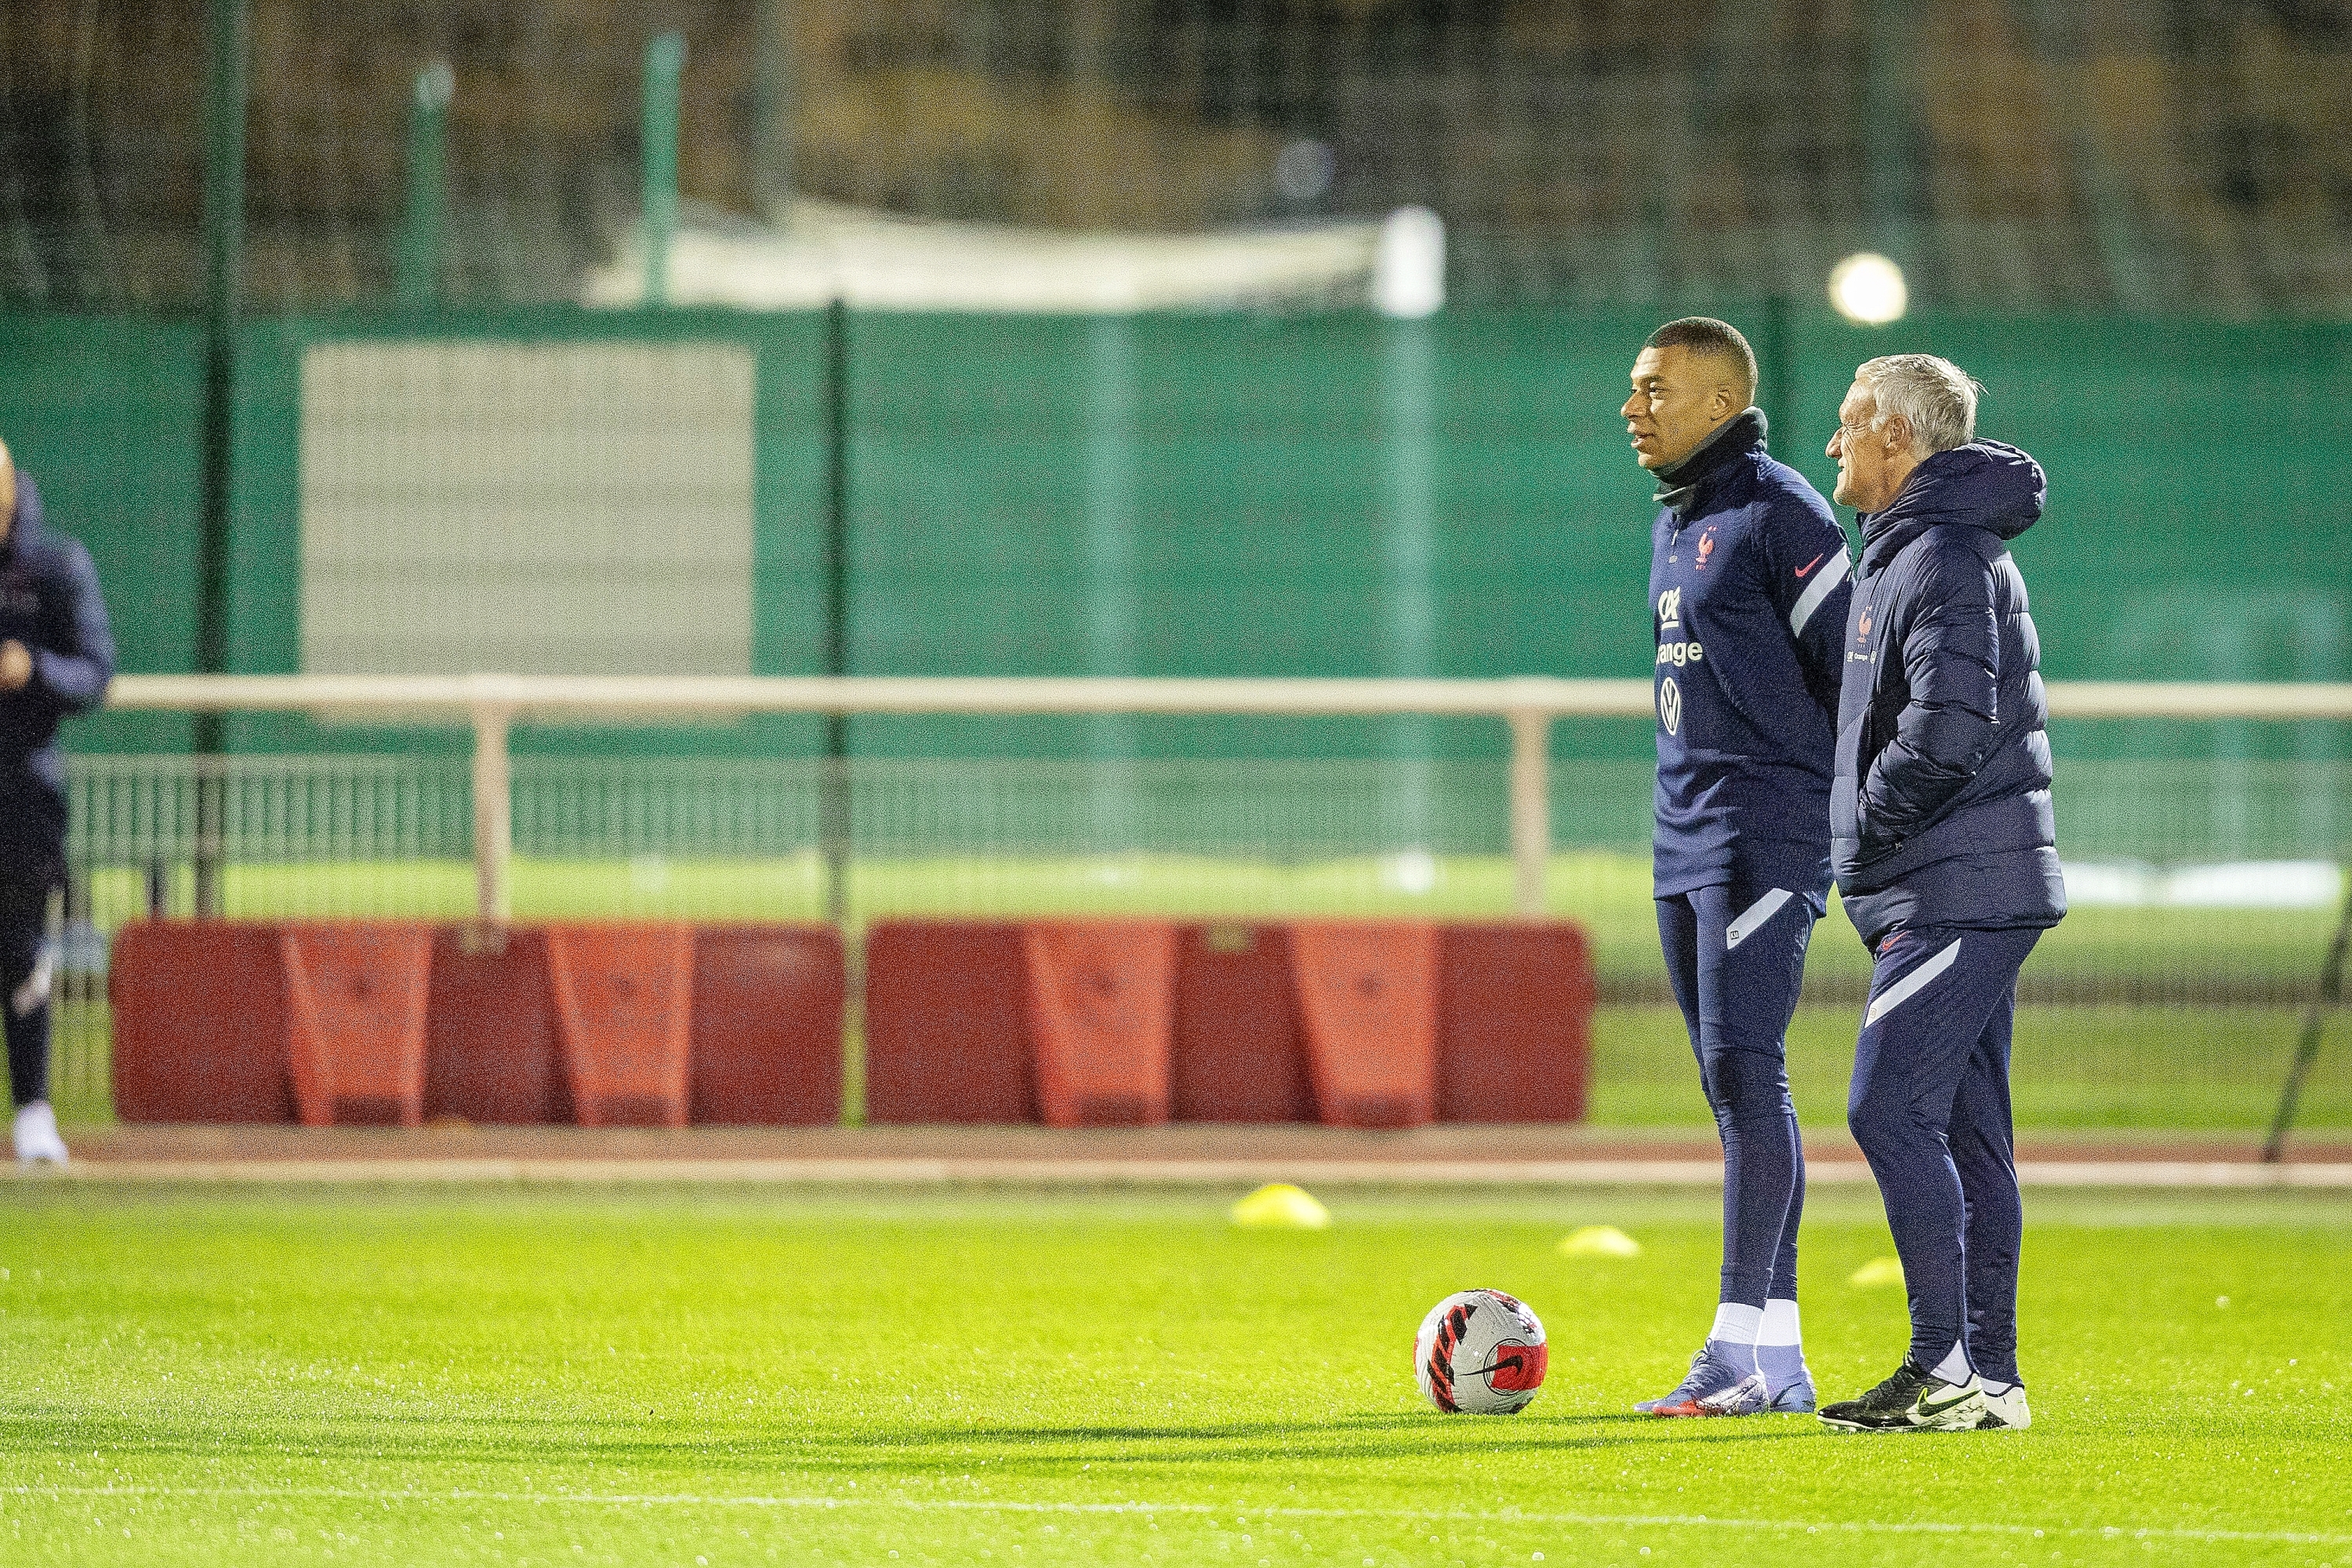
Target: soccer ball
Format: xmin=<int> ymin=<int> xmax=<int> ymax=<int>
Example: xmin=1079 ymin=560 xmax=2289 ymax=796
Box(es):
xmin=1414 ymin=1289 xmax=1548 ymax=1414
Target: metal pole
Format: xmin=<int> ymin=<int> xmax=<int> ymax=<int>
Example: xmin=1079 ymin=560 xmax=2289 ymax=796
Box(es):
xmin=641 ymin=31 xmax=685 ymax=306
xmin=1374 ymin=211 xmax=1446 ymax=853
xmin=397 ymin=62 xmax=452 ymax=307
xmin=1862 ymin=0 xmax=1919 ymax=273
xmin=470 ymin=706 xmax=512 ymax=925
xmin=821 ymin=297 xmax=851 ymax=926
xmin=1757 ymin=290 xmax=1792 ymax=448
xmin=194 ymin=0 xmax=249 ymax=920
xmin=1508 ymin=709 xmax=1551 ymax=920
xmin=2263 ymin=870 xmax=2352 ymax=1162
xmin=1384 ymin=314 xmax=1436 ymax=850
xmin=1083 ymin=314 xmax=1138 ymax=848
xmin=750 ymin=0 xmax=793 ymax=223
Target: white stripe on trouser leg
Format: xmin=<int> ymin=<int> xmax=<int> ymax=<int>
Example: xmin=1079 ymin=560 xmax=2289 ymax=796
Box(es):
xmin=1864 ymin=938 xmax=1962 ymax=1026
xmin=10 ymin=945 xmax=52 ymax=1018
xmin=1788 ymin=550 xmax=1849 ymax=637
xmin=1725 ymin=888 xmax=1793 ymax=950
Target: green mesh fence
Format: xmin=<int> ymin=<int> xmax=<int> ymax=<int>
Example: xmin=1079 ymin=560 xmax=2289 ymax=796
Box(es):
xmin=5 ymin=2 xmax=2346 ymax=314
xmin=5 ymin=6 xmax=2349 ymax=1139
xmin=12 ymin=304 xmax=2345 ymax=753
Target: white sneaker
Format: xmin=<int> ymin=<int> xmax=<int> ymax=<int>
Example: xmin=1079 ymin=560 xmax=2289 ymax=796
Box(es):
xmin=12 ymin=1102 xmax=68 ymax=1167
xmin=1976 ymin=1381 xmax=2031 ymax=1430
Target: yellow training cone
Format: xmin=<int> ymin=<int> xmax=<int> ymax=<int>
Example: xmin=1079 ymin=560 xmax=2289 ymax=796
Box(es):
xmin=1557 ymin=1225 xmax=1642 ymax=1258
xmin=1849 ymin=1256 xmax=1906 ymax=1287
xmin=1230 ymin=1183 xmax=1331 ymax=1229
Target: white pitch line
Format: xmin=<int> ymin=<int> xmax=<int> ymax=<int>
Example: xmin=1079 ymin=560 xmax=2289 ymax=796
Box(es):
xmin=18 ymin=1483 xmax=2352 ymax=1548
xmin=10 ymin=1159 xmax=2351 ymax=1187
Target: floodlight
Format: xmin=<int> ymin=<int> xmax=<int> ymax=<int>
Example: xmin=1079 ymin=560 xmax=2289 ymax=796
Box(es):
xmin=1374 ymin=206 xmax=1446 ymax=319
xmin=1828 ymin=252 xmax=1907 ymax=325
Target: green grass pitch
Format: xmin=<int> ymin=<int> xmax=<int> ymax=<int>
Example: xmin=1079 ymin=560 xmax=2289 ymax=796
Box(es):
xmin=4 ymin=1184 xmax=2348 ymax=1566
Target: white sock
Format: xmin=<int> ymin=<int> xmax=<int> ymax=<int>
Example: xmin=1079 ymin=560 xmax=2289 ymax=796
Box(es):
xmin=1929 ymin=1340 xmax=1974 ymax=1385
xmin=1980 ymin=1378 xmax=2017 ymax=1396
xmin=1708 ymin=1302 xmax=1762 ymax=1346
xmin=1759 ymin=1298 xmax=1802 ymax=1348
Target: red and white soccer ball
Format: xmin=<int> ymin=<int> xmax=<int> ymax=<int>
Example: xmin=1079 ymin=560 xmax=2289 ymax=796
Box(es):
xmin=1414 ymin=1289 xmax=1548 ymax=1414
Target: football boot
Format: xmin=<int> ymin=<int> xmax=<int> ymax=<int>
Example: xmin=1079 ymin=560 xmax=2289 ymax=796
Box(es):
xmin=1818 ymin=1359 xmax=1985 ymax=1432
xmin=1635 ymin=1344 xmax=1769 ymax=1417
xmin=1975 ymin=1381 xmax=2031 ymax=1430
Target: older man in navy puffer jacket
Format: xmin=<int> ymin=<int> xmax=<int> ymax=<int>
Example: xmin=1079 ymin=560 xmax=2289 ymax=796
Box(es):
xmin=1812 ymin=356 xmax=2065 ymax=1436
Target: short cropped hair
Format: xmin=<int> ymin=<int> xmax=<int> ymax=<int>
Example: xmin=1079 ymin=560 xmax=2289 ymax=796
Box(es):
xmin=1643 ymin=318 xmax=1758 ymax=404
xmin=1854 ymin=354 xmax=1983 ymax=457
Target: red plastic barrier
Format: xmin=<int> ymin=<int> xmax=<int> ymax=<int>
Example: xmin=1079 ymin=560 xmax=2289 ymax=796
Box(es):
xmin=280 ymin=923 xmax=434 ymax=1127
xmin=546 ymin=924 xmax=696 ymax=1127
xmin=1436 ymin=924 xmax=1599 ymax=1123
xmin=111 ymin=920 xmax=845 ymax=1127
xmin=1289 ymin=921 xmax=1440 ymax=1128
xmin=1170 ymin=923 xmax=1315 ymax=1122
xmin=691 ymin=926 xmax=847 ymax=1125
xmin=109 ymin=917 xmax=1587 ymax=1130
xmin=109 ymin=921 xmax=294 ymax=1123
xmin=863 ymin=917 xmax=1595 ymax=1127
xmin=863 ymin=922 xmax=1032 ymax=1123
xmin=1022 ymin=921 xmax=1178 ymax=1127
xmin=422 ymin=926 xmax=568 ymax=1124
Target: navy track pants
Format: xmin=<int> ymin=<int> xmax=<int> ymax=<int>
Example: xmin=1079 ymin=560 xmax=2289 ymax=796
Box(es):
xmin=1846 ymin=924 xmax=2041 ymax=1386
xmin=2 ymin=875 xmax=55 ymax=1109
xmin=1657 ymin=880 xmax=1820 ymax=1308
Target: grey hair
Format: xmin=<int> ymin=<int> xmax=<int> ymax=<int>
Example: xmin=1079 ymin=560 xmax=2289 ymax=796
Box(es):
xmin=1853 ymin=354 xmax=1983 ymax=457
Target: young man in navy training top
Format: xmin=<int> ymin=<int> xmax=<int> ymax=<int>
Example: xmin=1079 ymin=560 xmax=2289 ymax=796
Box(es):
xmin=0 ymin=437 xmax=116 ymax=1167
xmin=1621 ymin=318 xmax=1852 ymax=1417
xmin=1814 ymin=355 xmax=2064 ymax=1434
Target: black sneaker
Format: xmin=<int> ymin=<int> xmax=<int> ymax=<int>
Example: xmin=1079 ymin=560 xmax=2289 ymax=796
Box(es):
xmin=1817 ymin=1359 xmax=1986 ymax=1432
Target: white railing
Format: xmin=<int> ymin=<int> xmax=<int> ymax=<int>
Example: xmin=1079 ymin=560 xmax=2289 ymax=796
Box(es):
xmin=106 ymin=674 xmax=2352 ymax=924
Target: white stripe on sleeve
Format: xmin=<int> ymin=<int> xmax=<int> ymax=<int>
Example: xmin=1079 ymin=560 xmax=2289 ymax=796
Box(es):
xmin=1788 ymin=549 xmax=1849 ymax=637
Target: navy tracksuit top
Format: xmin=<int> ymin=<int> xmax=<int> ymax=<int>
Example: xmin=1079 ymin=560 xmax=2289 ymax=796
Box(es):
xmin=0 ymin=473 xmax=115 ymax=877
xmin=1649 ymin=411 xmax=1853 ymax=898
xmin=1831 ymin=440 xmax=2067 ymax=947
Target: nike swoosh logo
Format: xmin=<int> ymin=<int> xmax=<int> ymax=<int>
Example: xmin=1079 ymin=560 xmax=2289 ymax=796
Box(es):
xmin=1794 ymin=554 xmax=1826 ymax=578
xmin=1917 ymin=1390 xmax=1975 ymax=1417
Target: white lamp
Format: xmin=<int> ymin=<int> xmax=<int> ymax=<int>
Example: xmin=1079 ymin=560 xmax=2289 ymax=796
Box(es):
xmin=1374 ymin=206 xmax=1446 ymax=320
xmin=1828 ymin=252 xmax=1908 ymax=325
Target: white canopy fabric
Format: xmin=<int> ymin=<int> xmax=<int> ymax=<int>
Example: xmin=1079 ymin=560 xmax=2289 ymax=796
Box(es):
xmin=583 ymin=198 xmax=1392 ymax=314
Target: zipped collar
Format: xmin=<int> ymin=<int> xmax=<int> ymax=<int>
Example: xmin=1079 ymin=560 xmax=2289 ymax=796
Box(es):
xmin=1653 ymin=408 xmax=1767 ymax=521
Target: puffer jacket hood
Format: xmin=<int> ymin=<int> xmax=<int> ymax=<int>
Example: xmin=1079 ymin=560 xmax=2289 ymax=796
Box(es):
xmin=1860 ymin=441 xmax=2045 ymax=569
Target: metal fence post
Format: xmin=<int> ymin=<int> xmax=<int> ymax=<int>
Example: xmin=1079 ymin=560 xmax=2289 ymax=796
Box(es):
xmin=471 ymin=704 xmax=512 ymax=924
xmin=194 ymin=0 xmax=248 ymax=919
xmin=397 ymin=62 xmax=453 ymax=307
xmin=821 ymin=300 xmax=851 ymax=927
xmin=641 ymin=31 xmax=685 ymax=306
xmin=1508 ymin=707 xmax=1551 ymax=919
